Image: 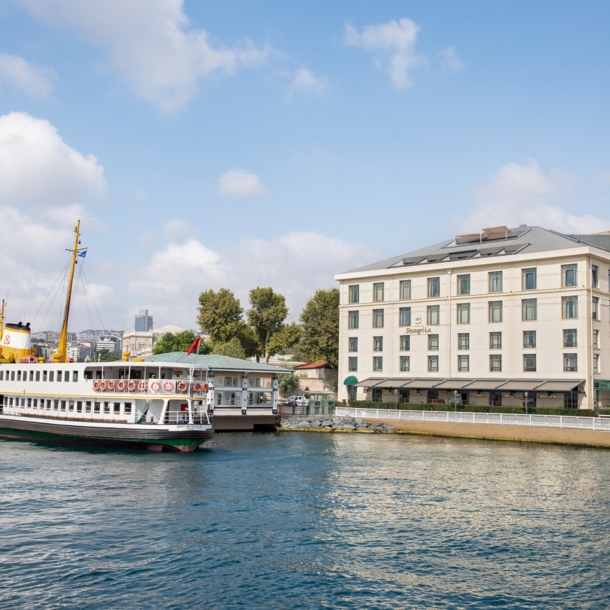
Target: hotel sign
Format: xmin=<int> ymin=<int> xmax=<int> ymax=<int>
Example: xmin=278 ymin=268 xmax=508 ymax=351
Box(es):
xmin=404 ymin=327 xmax=433 ymax=335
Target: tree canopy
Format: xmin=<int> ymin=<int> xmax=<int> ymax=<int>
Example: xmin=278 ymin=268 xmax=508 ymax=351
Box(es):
xmin=278 ymin=373 xmax=299 ymax=395
xmin=299 ymin=288 xmax=340 ymax=368
xmin=152 ymin=330 xmax=211 ymax=355
xmin=95 ymin=349 xmax=123 ymax=362
xmin=210 ymin=338 xmax=247 ymax=359
xmin=197 ymin=289 xmax=246 ymax=344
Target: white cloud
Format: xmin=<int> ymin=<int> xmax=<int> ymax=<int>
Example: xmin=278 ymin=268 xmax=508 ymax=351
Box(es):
xmin=438 ymin=47 xmax=464 ymax=72
xmin=164 ymin=218 xmax=192 ymax=241
xmin=14 ymin=0 xmax=272 ymax=112
xmin=457 ymin=160 xmax=610 ymax=234
xmin=0 ymin=111 xmax=107 ymax=205
xmin=217 ymin=169 xmax=266 ymax=197
xmin=0 ymin=52 xmax=56 ymax=97
xmin=344 ymin=18 xmax=425 ymax=89
xmin=290 ymin=67 xmax=328 ymax=97
xmin=128 ymin=231 xmax=378 ymax=327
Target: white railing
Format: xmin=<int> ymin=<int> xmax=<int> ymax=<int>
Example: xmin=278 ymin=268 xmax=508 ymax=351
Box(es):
xmin=336 ymin=407 xmax=610 ymax=432
xmin=164 ymin=412 xmax=209 ymax=425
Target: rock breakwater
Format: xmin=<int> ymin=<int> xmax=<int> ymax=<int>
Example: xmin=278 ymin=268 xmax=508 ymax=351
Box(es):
xmin=280 ymin=415 xmax=395 ymax=433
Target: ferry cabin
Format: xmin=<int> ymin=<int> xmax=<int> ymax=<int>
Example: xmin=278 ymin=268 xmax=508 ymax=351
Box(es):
xmin=0 ymin=354 xmax=288 ymax=427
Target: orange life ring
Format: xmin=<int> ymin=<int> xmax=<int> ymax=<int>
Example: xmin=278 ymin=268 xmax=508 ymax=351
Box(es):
xmin=193 ymin=382 xmax=201 ymax=392
xmin=177 ymin=381 xmax=188 ymax=393
xmin=266 ymin=381 xmax=271 ymax=388
xmin=201 ymin=383 xmax=209 ymax=392
xmin=128 ymin=380 xmax=137 ymax=392
xmin=138 ymin=381 xmax=148 ymax=392
xmin=117 ymin=380 xmax=126 ymax=391
xmin=107 ymin=380 xmax=116 ymax=390
xmin=150 ymin=380 xmax=161 ymax=392
xmin=93 ymin=380 xmax=101 ymax=391
xmin=99 ymin=381 xmax=107 ymax=391
xmin=163 ymin=381 xmax=174 ymax=392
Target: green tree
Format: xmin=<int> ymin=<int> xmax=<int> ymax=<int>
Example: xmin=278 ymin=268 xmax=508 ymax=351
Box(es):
xmin=299 ymin=288 xmax=340 ymax=368
xmin=210 ymin=338 xmax=247 ymax=359
xmin=247 ymin=287 xmax=300 ymax=363
xmin=96 ymin=349 xmax=122 ymax=362
xmin=278 ymin=373 xmax=299 ymax=396
xmin=197 ymin=288 xmax=246 ymax=343
xmin=152 ymin=330 xmax=211 ymax=355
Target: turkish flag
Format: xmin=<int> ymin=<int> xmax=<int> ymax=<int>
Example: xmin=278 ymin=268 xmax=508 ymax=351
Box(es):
xmin=187 ymin=337 xmax=201 ymax=355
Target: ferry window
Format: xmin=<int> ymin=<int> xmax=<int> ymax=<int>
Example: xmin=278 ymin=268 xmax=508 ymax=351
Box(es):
xmin=66 ymin=371 xmax=70 ymax=382
xmin=94 ymin=402 xmax=100 ymax=414
xmin=21 ymin=398 xmax=25 ymax=406
xmin=43 ymin=370 xmax=47 ymax=382
xmin=60 ymin=400 xmax=66 ymax=411
xmin=49 ymin=371 xmax=54 ymax=382
xmin=84 ymin=371 xmax=92 ymax=380
xmin=86 ymin=401 xmax=92 ymax=413
xmin=27 ymin=398 xmax=32 ymax=407
xmin=96 ymin=370 xmax=102 ymax=380
xmin=17 ymin=371 xmax=21 ymax=381
xmin=73 ymin=371 xmax=78 ymax=382
xmin=103 ymin=402 xmax=110 ymax=414
xmin=124 ymin=402 xmax=132 ymax=414
xmin=35 ymin=371 xmax=40 ymax=382
xmin=248 ymin=377 xmax=262 ymax=388
xmin=76 ymin=401 xmax=82 ymax=413
xmin=9 ymin=397 xmax=13 ymax=406
xmin=113 ymin=402 xmax=121 ymax=414
xmin=69 ymin=400 xmax=74 ymax=411
xmin=53 ymin=399 xmax=58 ymax=410
xmin=11 ymin=371 xmax=15 ymax=381
xmin=58 ymin=371 xmax=62 ymax=382
xmin=33 ymin=399 xmax=37 ymax=408
xmin=46 ymin=399 xmax=51 ymax=410
xmin=223 ymin=376 xmax=240 ymax=387
xmin=0 ymin=371 xmax=3 ymax=381
xmin=29 ymin=371 xmax=34 ymax=381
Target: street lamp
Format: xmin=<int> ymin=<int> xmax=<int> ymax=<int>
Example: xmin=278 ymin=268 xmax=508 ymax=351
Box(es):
xmin=524 ymin=391 xmax=529 ymax=415
xmin=454 ymin=390 xmax=459 ymax=412
xmin=394 ymin=388 xmax=399 ymax=409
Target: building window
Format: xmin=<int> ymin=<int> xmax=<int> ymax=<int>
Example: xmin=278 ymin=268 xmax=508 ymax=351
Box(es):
xmin=522 ymin=299 xmax=537 ymax=321
xmin=563 ymin=329 xmax=577 ymax=348
xmin=428 ymin=277 xmax=440 ymax=298
xmin=427 ymin=305 xmax=440 ymax=325
xmin=458 ymin=355 xmax=469 ymax=372
xmin=592 ymin=265 xmax=599 ymax=287
xmin=523 ymin=354 xmax=537 ymax=372
xmin=562 ymin=296 xmax=578 ymax=319
xmin=522 ymin=268 xmax=537 ymax=290
xmin=593 ymin=329 xmax=599 ymax=349
xmin=457 ymin=303 xmax=470 ymax=324
xmin=348 ymin=357 xmax=358 ymax=372
xmin=373 ymin=309 xmax=384 ymax=328
xmin=349 ymin=285 xmax=359 ymax=304
xmin=373 ymin=282 xmax=384 ymax=302
xmin=399 ymin=280 xmax=411 ymax=300
xmin=428 ymin=355 xmax=439 ymax=372
xmin=373 ymin=356 xmax=383 ymax=372
xmin=400 ymin=356 xmax=410 ymax=372
xmin=458 ymin=333 xmax=469 ymax=350
xmin=349 ymin=337 xmax=358 ymax=352
xmin=400 ymin=335 xmax=410 ymax=351
xmin=523 ymin=331 xmax=536 ymax=349
xmin=594 ymin=354 xmax=600 ymax=373
xmin=490 ymin=332 xmax=502 ymax=350
xmin=489 ymin=301 xmax=503 ymax=323
xmin=592 ymin=297 xmax=599 ymax=320
xmin=428 ymin=334 xmax=439 ymax=351
xmin=489 ymin=271 xmax=503 ymax=293
xmin=457 ymin=274 xmax=470 ymax=295
xmin=562 ymin=264 xmax=577 ymax=287
xmin=399 ymin=307 xmax=411 ymax=327
xmin=564 ymin=353 xmax=578 ymax=372
xmin=490 ymin=355 xmax=502 ymax=372
xmin=348 ymin=311 xmax=359 ymax=329
xmin=372 ymin=388 xmax=382 ymax=403
xmin=399 ymin=389 xmax=410 ymax=403
xmin=373 ymin=336 xmax=383 ymax=352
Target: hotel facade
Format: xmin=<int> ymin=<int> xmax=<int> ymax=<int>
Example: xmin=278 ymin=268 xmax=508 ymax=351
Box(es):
xmin=335 ymin=226 xmax=610 ymax=410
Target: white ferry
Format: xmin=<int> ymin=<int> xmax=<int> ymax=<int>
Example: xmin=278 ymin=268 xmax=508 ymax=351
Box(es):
xmin=0 ymin=222 xmax=292 ymax=450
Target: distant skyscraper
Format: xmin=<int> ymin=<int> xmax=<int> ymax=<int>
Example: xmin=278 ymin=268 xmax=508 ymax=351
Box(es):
xmin=135 ymin=309 xmax=153 ymax=332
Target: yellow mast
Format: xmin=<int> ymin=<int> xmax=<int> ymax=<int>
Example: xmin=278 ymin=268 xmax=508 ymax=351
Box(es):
xmin=52 ymin=221 xmax=85 ymax=363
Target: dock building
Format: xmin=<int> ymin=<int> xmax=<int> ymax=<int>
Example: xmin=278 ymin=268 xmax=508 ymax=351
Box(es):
xmin=334 ymin=226 xmax=610 ymax=410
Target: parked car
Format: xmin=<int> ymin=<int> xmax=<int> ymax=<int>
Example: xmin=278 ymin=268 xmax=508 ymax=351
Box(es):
xmin=288 ymin=395 xmax=309 ymax=407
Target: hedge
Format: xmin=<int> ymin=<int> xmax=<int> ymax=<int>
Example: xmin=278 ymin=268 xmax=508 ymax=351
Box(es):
xmin=346 ymin=401 xmax=607 ymax=418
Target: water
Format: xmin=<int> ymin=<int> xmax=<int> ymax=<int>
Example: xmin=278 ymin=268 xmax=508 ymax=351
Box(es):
xmin=1 ymin=433 xmax=610 ymax=609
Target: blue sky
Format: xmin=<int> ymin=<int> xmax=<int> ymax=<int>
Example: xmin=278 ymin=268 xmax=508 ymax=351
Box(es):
xmin=0 ymin=1 xmax=609 ymax=331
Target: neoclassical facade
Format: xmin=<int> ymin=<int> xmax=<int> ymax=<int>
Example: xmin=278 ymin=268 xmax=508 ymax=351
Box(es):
xmin=335 ymin=226 xmax=610 ymax=410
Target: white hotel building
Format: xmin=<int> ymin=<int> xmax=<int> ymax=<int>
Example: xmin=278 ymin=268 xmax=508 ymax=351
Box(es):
xmin=335 ymin=226 xmax=610 ymax=410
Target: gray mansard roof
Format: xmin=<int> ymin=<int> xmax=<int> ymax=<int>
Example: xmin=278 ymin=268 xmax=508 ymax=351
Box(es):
xmin=342 ymin=226 xmax=610 ymax=274
xmin=143 ymin=352 xmax=292 ymax=373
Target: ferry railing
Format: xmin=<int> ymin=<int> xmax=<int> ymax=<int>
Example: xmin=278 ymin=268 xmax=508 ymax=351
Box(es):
xmin=163 ymin=411 xmax=209 ymax=425
xmin=336 ymin=407 xmax=610 ymax=432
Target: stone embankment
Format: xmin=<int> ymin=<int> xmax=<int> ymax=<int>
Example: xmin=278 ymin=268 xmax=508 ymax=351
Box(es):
xmin=280 ymin=415 xmax=394 ymax=433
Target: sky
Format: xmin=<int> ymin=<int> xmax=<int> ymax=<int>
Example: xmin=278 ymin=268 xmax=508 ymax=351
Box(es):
xmin=0 ymin=0 xmax=609 ymax=332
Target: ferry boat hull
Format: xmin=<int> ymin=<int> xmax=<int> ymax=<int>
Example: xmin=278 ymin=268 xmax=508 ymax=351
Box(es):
xmin=0 ymin=415 xmax=213 ymax=452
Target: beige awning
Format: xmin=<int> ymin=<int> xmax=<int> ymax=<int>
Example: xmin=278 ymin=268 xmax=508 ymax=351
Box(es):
xmin=370 ymin=378 xmax=415 ymax=389
xmin=433 ymin=379 xmax=476 ymax=390
xmin=465 ymin=380 xmax=508 ymax=390
xmin=355 ymin=377 xmax=387 ymax=387
xmin=402 ymin=378 xmax=446 ymax=389
xmin=535 ymin=380 xmax=584 ymax=392
xmin=498 ymin=380 xmax=545 ymax=391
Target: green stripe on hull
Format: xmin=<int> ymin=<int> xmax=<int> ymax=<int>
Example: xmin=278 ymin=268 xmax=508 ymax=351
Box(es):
xmin=0 ymin=427 xmax=207 ymax=451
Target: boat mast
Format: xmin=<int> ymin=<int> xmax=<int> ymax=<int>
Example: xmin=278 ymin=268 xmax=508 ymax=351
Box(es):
xmin=0 ymin=299 xmax=4 ymax=340
xmin=52 ymin=221 xmax=85 ymax=363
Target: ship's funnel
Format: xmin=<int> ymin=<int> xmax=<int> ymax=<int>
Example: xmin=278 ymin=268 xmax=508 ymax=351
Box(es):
xmin=1 ymin=322 xmax=33 ymax=362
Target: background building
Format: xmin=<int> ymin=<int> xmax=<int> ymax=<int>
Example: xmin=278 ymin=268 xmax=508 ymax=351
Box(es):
xmin=335 ymin=226 xmax=610 ymax=410
xmin=122 ymin=323 xmax=184 ymax=357
xmin=135 ymin=309 xmax=153 ymax=332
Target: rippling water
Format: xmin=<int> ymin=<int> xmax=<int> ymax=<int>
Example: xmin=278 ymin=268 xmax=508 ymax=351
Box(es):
xmin=1 ymin=433 xmax=610 ymax=608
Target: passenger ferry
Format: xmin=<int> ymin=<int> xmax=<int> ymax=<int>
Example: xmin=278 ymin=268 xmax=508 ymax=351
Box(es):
xmin=0 ymin=221 xmax=217 ymax=452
